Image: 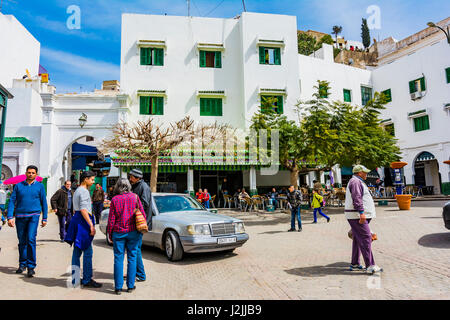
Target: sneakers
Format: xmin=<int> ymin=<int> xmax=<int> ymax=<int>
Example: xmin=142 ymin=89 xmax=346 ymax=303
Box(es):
xmin=15 ymin=267 xmax=26 ymax=274
xmin=26 ymin=269 xmax=35 ymax=278
xmin=298 ymin=228 xmax=302 ymax=232
xmin=327 ymin=218 xmax=331 ymax=223
xmin=136 ymin=278 xmax=146 ymax=282
xmin=349 ymin=264 xmax=364 ymax=271
xmin=288 ymin=229 xmax=296 ymax=232
xmin=366 ymin=265 xmax=383 ymax=275
xmin=82 ymin=279 xmax=103 ymax=289
xmin=115 ymin=289 xmax=122 ymax=295
xmin=127 ymin=287 xmax=136 ymax=293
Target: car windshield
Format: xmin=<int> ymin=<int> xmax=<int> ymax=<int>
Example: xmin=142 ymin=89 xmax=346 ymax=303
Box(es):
xmin=154 ymin=195 xmax=206 ymax=214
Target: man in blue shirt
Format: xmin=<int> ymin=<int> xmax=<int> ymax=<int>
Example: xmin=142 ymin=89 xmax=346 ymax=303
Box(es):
xmin=7 ymin=165 xmax=48 ymax=278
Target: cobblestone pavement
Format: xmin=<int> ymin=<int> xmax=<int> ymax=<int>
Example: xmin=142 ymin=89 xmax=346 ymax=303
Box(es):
xmin=0 ymin=201 xmax=449 ymax=300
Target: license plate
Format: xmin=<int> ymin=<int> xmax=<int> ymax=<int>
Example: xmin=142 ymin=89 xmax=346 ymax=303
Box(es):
xmin=218 ymin=237 xmax=237 ymax=244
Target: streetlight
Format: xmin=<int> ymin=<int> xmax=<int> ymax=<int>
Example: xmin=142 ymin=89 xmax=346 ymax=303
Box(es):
xmin=427 ymin=22 xmax=450 ymax=44
xmin=79 ymin=113 xmax=87 ymax=128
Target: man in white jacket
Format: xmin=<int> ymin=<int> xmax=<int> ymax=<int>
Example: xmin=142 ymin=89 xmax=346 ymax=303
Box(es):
xmin=345 ymin=165 xmax=383 ymax=274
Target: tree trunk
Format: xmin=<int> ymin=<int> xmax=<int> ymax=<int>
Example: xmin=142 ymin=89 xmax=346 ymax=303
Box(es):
xmin=290 ymin=166 xmax=299 ymax=190
xmin=150 ymin=155 xmax=159 ymax=193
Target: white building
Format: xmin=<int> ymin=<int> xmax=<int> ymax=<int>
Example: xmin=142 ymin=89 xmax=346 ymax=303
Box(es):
xmin=372 ymin=17 xmax=450 ymax=195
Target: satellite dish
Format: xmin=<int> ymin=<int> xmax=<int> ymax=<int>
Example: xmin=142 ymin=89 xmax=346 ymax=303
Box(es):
xmin=348 ymin=58 xmax=354 ymax=65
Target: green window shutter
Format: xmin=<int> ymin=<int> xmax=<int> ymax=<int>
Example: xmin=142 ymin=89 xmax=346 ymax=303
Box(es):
xmin=382 ymin=89 xmax=392 ymax=102
xmin=215 ymin=51 xmax=222 ymax=68
xmin=343 ymin=89 xmax=351 ymax=102
xmin=409 ymin=80 xmax=416 ymax=94
xmin=259 ymin=47 xmax=266 ymax=64
xmin=423 ymin=115 xmax=430 ymax=130
xmin=156 ymin=97 xmax=164 ymax=115
xmin=200 ymin=98 xmax=206 ymax=115
xmin=200 ymin=51 xmax=206 ymax=68
xmin=420 ymin=77 xmax=426 ymax=91
xmin=277 ymin=96 xmax=283 ymax=114
xmin=139 ymin=96 xmax=150 ymax=114
xmin=140 ymin=48 xmax=149 ymax=65
xmin=274 ymin=48 xmax=281 ymax=65
xmin=156 ymin=49 xmax=164 ymax=66
xmin=446 ymin=67 xmax=450 ymax=83
xmin=414 ymin=115 xmax=430 ymax=132
xmin=150 ymin=97 xmax=157 ymax=114
xmin=215 ymin=99 xmax=223 ymax=116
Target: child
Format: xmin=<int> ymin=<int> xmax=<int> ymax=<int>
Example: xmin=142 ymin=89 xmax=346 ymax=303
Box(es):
xmin=202 ymin=189 xmax=211 ymax=209
xmin=312 ymin=189 xmax=330 ymax=224
xmin=195 ymin=188 xmax=204 ymax=203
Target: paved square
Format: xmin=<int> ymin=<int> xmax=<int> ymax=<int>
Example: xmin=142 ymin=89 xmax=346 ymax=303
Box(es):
xmin=0 ymin=201 xmax=449 ymax=300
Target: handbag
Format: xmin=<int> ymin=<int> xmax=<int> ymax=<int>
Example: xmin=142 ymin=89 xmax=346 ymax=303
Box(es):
xmin=134 ymin=195 xmax=148 ymax=234
xmin=348 ymin=229 xmax=378 ymax=241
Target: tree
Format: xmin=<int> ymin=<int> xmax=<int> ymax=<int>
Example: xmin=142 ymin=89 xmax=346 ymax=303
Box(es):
xmin=296 ymin=81 xmax=401 ymax=176
xmin=332 ymin=26 xmax=343 ymax=48
xmin=101 ymin=116 xmax=230 ymax=192
xmin=361 ymin=18 xmax=371 ymax=49
xmin=297 ymin=31 xmax=318 ymax=56
xmin=250 ymin=109 xmax=308 ymax=189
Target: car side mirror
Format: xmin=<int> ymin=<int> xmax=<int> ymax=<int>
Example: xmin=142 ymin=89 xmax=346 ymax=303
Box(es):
xmin=207 ymin=209 xmax=218 ymax=214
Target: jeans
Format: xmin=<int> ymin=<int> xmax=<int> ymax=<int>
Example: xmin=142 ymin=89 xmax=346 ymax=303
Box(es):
xmin=204 ymin=200 xmax=210 ymax=209
xmin=290 ymin=207 xmax=302 ymax=230
xmin=0 ymin=205 xmax=6 ymax=222
xmin=71 ymin=244 xmax=93 ymax=286
xmin=136 ymin=236 xmax=146 ymax=281
xmin=16 ymin=215 xmax=40 ymax=269
xmin=112 ymin=231 xmax=142 ymax=290
xmin=92 ymin=201 xmax=104 ymax=224
xmin=313 ymin=208 xmax=330 ymax=222
xmin=57 ymin=213 xmax=72 ymax=240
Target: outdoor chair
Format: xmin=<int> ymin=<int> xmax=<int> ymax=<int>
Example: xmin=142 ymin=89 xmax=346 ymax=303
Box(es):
xmin=252 ymin=196 xmax=264 ymax=211
xmin=241 ymin=197 xmax=255 ymax=212
xmin=210 ymin=195 xmax=216 ymax=208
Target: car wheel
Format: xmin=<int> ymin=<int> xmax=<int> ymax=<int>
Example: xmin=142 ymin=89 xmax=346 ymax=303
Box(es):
xmin=106 ymin=233 xmax=113 ymax=247
xmin=165 ymin=231 xmax=184 ymax=261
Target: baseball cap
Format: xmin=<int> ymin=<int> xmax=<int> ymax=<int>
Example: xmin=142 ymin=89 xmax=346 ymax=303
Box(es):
xmin=129 ymin=168 xmax=144 ymax=179
xmin=353 ymin=165 xmax=371 ymax=174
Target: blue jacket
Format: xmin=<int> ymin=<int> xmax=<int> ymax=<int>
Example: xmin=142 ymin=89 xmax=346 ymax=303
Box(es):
xmin=7 ymin=180 xmax=48 ymax=221
xmin=65 ymin=211 xmax=95 ymax=251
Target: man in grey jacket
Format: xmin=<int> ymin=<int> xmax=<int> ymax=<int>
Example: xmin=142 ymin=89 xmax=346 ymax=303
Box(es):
xmin=129 ymin=169 xmax=151 ymax=282
xmin=345 ymin=165 xmax=383 ymax=274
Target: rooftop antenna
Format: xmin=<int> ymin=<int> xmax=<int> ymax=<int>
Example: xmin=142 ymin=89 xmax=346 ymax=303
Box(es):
xmin=242 ymin=0 xmax=247 ymax=12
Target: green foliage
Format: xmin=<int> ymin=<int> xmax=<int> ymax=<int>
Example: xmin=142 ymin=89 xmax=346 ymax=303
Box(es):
xmin=332 ymin=25 xmax=343 ymax=47
xmin=298 ymin=32 xmax=336 ymax=56
xmin=319 ymin=34 xmax=334 ymax=46
xmin=361 ymin=18 xmax=371 ymax=49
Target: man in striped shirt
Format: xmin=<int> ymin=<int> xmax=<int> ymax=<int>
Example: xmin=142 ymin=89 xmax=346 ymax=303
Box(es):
xmin=7 ymin=165 xmax=48 ymax=278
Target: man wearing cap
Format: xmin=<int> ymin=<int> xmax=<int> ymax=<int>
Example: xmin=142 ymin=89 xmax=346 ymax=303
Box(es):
xmin=345 ymin=165 xmax=383 ymax=274
xmin=129 ymin=169 xmax=150 ymax=282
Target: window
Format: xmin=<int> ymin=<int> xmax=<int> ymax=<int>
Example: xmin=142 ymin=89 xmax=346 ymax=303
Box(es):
xmin=199 ymin=51 xmax=222 ymax=68
xmin=343 ymin=89 xmax=352 ymax=103
xmin=259 ymin=47 xmax=281 ymax=65
xmin=140 ymin=48 xmax=164 ymax=66
xmin=409 ymin=77 xmax=425 ymax=94
xmin=382 ymin=89 xmax=392 ymax=102
xmin=414 ymin=115 xmax=430 ymax=132
xmin=261 ymin=96 xmax=283 ymax=114
xmin=446 ymin=67 xmax=450 ymax=84
xmin=319 ymin=84 xmax=329 ymax=98
xmin=361 ymin=86 xmax=373 ymax=106
xmin=385 ymin=123 xmax=395 ymax=137
xmin=200 ymin=98 xmax=223 ymax=116
xmin=139 ymin=96 xmax=164 ymax=115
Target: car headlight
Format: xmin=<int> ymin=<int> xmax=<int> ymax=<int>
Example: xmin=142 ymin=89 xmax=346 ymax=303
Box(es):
xmin=234 ymin=222 xmax=245 ymax=234
xmin=187 ymin=224 xmax=211 ymax=235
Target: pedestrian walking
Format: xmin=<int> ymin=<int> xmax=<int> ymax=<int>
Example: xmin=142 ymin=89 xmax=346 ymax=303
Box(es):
xmin=311 ymin=189 xmax=330 ymax=224
xmin=345 ymin=165 xmax=383 ymax=274
xmin=107 ymin=178 xmax=146 ymax=295
xmin=50 ymin=181 xmax=74 ymax=242
xmin=7 ymin=166 xmax=48 ymax=278
xmin=196 ymin=188 xmax=204 ymax=203
xmin=129 ymin=169 xmax=150 ymax=282
xmin=92 ymin=184 xmax=105 ymax=224
xmin=286 ymin=185 xmax=303 ymax=232
xmin=0 ymin=184 xmax=7 ymax=226
xmin=65 ymin=171 xmax=102 ymax=288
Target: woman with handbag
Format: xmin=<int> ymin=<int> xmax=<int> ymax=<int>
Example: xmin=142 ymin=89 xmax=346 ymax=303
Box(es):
xmin=107 ymin=178 xmax=147 ymax=295
xmin=311 ymin=189 xmax=331 ymax=224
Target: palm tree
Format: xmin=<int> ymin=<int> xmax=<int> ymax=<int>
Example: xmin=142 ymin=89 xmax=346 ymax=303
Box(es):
xmin=332 ymin=26 xmax=343 ymax=48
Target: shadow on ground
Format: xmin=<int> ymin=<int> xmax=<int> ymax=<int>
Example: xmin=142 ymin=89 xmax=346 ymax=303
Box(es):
xmin=285 ymin=262 xmax=367 ymax=277
xmin=92 ymin=239 xmax=238 ymax=266
xmin=418 ymin=232 xmax=450 ymax=249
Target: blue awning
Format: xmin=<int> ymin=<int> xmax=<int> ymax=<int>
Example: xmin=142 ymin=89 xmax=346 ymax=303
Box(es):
xmin=72 ymin=142 xmax=98 ymax=157
xmin=416 ymin=152 xmax=435 ymax=162
xmin=341 ymin=167 xmax=353 ymax=175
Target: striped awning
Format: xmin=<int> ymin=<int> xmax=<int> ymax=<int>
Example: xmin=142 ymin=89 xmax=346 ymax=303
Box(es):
xmin=416 ymin=152 xmax=435 ymax=162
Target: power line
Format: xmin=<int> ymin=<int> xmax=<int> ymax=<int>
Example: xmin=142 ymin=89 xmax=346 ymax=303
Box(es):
xmin=191 ymin=0 xmax=202 ymax=16
xmin=204 ymin=0 xmax=226 ymax=17
xmin=242 ymin=0 xmax=247 ymax=12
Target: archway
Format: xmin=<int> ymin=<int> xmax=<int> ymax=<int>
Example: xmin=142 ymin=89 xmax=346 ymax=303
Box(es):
xmin=413 ymin=151 xmax=441 ymax=195
xmin=1 ymin=164 xmax=13 ymax=181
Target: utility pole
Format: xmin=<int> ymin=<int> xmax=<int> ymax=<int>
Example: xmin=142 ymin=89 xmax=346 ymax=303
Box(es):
xmin=187 ymin=0 xmax=191 ymax=17
xmin=242 ymin=0 xmax=247 ymax=12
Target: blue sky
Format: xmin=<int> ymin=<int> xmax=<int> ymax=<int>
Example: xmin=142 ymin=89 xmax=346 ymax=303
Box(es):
xmin=2 ymin=0 xmax=449 ymax=93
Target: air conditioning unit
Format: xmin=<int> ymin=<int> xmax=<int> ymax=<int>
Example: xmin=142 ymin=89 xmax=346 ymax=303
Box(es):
xmin=411 ymin=91 xmax=424 ymax=100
